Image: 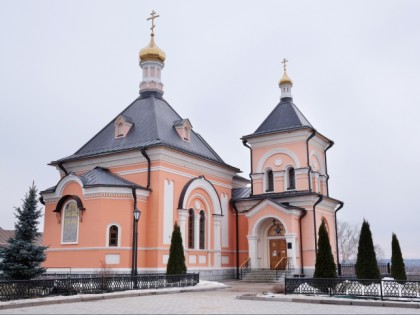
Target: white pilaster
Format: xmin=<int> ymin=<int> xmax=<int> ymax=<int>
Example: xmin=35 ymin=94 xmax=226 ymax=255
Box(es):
xmin=177 ymin=209 xmax=188 ymax=249
xmin=213 ymin=215 xmax=222 ymax=268
xmin=247 ymin=235 xmax=259 ymax=269
xmin=163 ymin=180 xmax=174 ymax=245
xmin=194 ymin=212 xmax=200 ymax=249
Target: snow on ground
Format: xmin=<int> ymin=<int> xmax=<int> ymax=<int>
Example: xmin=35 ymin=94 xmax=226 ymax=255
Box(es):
xmin=196 ymin=280 xmax=227 ymax=288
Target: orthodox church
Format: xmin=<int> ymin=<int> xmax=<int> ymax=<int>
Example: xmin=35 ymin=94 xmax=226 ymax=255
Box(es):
xmin=40 ymin=12 xmax=343 ymax=280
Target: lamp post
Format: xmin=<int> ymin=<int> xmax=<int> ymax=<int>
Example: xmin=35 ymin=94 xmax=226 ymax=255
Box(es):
xmin=132 ymin=208 xmax=141 ymax=276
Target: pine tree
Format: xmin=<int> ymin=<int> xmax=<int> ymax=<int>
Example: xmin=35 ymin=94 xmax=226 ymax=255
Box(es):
xmin=166 ymin=222 xmax=186 ymax=275
xmin=355 ymin=220 xmax=380 ymax=280
xmin=0 ymin=183 xmax=47 ymax=279
xmin=391 ymin=233 xmax=407 ymax=280
xmin=313 ymin=220 xmax=337 ymax=278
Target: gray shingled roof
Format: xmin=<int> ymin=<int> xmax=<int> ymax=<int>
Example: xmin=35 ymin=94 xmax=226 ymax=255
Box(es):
xmin=80 ymin=167 xmax=146 ymax=189
xmin=52 ymin=92 xmax=234 ymax=170
xmin=41 ymin=167 xmax=146 ymax=194
xmin=231 ymin=187 xmax=251 ymax=200
xmin=248 ymin=98 xmax=313 ymax=137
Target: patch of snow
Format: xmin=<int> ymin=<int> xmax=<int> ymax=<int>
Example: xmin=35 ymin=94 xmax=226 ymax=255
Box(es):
xmin=196 ymin=280 xmax=227 ymax=288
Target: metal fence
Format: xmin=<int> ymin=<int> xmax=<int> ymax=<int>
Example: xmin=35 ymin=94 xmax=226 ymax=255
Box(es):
xmin=0 ymin=273 xmax=199 ymax=301
xmin=338 ymin=262 xmax=390 ymax=277
xmin=285 ymin=277 xmax=420 ymax=301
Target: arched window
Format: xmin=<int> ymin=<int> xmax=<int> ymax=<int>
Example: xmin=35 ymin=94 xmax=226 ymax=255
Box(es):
xmin=266 ymin=169 xmax=274 ymax=192
xmin=287 ymin=167 xmax=295 ymax=190
xmin=199 ymin=210 xmax=205 ymax=250
xmin=188 ymin=209 xmax=195 ymax=249
xmin=108 ymin=225 xmax=119 ymax=247
xmin=62 ymin=201 xmax=79 ymax=243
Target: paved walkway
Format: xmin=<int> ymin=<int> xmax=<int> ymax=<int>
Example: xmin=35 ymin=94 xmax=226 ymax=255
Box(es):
xmin=0 ymin=280 xmax=419 ymax=314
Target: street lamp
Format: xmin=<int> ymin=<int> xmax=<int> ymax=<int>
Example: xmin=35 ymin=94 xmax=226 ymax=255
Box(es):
xmin=132 ymin=208 xmax=141 ymax=276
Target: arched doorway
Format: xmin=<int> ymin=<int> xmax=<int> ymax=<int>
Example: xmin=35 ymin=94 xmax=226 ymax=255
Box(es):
xmin=268 ymin=220 xmax=287 ymax=270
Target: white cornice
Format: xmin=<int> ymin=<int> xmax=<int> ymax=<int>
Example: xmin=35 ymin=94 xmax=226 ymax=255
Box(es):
xmin=246 ymin=129 xmax=312 ymax=148
xmin=245 ymin=199 xmax=302 ymax=218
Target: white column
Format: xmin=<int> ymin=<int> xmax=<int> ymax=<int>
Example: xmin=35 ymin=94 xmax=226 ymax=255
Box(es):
xmin=177 ymin=209 xmax=188 ymax=249
xmin=213 ymin=215 xmax=222 ymax=268
xmin=247 ymin=235 xmax=259 ymax=269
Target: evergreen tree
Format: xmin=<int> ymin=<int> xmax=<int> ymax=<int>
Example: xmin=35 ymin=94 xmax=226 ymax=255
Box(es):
xmin=313 ymin=220 xmax=337 ymax=278
xmin=0 ymin=183 xmax=47 ymax=279
xmin=355 ymin=220 xmax=380 ymax=280
xmin=391 ymin=233 xmax=407 ymax=280
xmin=166 ymin=222 xmax=186 ymax=275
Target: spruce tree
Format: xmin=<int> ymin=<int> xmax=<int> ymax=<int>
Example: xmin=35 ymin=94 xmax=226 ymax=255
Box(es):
xmin=313 ymin=220 xmax=337 ymax=278
xmin=355 ymin=220 xmax=380 ymax=280
xmin=391 ymin=233 xmax=407 ymax=280
xmin=166 ymin=222 xmax=186 ymax=275
xmin=0 ymin=183 xmax=47 ymax=279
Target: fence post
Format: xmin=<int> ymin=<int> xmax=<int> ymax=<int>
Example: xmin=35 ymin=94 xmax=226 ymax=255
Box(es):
xmin=387 ymin=262 xmax=391 ymax=274
xmin=338 ymin=263 xmax=342 ymax=276
xmin=380 ymin=279 xmax=383 ymax=301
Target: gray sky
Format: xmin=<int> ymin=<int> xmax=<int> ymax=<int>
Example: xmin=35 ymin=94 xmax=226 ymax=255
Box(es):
xmin=1 ymin=0 xmax=419 ymax=259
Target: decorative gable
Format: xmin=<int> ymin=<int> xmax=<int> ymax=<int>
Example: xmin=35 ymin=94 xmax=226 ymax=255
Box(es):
xmin=173 ymin=119 xmax=192 ymax=142
xmin=114 ymin=115 xmax=133 ymax=138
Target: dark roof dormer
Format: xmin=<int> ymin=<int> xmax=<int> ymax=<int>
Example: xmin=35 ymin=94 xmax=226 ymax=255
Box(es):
xmin=114 ymin=115 xmax=134 ymax=138
xmin=173 ymin=119 xmax=192 ymax=142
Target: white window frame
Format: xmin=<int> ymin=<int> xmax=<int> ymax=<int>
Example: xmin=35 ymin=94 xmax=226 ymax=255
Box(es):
xmin=284 ymin=165 xmax=296 ymax=191
xmin=106 ymin=223 xmax=122 ymax=247
xmin=61 ymin=200 xmax=80 ymax=244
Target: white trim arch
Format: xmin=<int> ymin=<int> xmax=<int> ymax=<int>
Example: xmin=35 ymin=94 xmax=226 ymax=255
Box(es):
xmin=251 ymin=215 xmax=288 ymax=237
xmin=55 ymin=174 xmax=84 ymax=198
xmin=181 ymin=177 xmax=222 ymax=215
xmin=256 ymin=148 xmax=301 ymax=173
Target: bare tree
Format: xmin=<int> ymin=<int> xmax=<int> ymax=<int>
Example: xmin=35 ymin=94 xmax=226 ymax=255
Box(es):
xmin=337 ymin=221 xmax=359 ymax=263
xmin=374 ymin=243 xmax=385 ymax=262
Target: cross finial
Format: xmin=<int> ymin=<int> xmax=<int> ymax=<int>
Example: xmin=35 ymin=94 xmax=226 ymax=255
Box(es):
xmin=281 ymin=58 xmax=289 ymax=72
xmin=147 ymin=10 xmax=160 ymax=36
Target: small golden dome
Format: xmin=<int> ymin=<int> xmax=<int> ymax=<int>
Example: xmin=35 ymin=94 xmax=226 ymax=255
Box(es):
xmin=139 ymin=35 xmax=166 ymax=62
xmin=279 ymin=70 xmax=293 ymax=85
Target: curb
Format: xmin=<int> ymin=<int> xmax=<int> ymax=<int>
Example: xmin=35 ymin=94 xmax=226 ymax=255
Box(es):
xmin=237 ymin=294 xmax=420 ymax=309
xmin=0 ymin=285 xmax=227 ymax=311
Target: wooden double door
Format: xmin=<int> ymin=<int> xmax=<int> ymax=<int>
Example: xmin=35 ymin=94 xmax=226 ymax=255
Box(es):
xmin=269 ymin=239 xmax=287 ymax=270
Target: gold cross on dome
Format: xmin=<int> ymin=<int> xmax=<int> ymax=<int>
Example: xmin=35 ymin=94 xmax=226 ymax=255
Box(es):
xmin=147 ymin=10 xmax=160 ymax=36
xmin=281 ymin=58 xmax=288 ymax=71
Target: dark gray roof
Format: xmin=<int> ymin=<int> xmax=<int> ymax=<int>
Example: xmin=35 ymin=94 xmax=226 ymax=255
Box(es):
xmin=245 ymin=98 xmax=313 ymax=138
xmin=41 ymin=167 xmax=146 ymax=194
xmin=52 ymin=91 xmax=236 ymax=170
xmin=80 ymin=167 xmax=145 ymax=189
xmin=231 ymin=187 xmax=251 ymax=200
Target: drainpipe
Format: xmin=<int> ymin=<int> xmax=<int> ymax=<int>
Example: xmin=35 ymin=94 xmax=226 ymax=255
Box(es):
xmin=230 ymin=201 xmax=240 ymax=280
xmin=334 ymin=201 xmax=344 ymax=275
xmin=58 ymin=162 xmax=68 ymax=176
xmin=140 ymin=148 xmax=151 ymax=189
xmin=242 ymin=140 xmax=253 ymax=196
xmin=323 ymin=141 xmax=334 ymax=197
xmin=306 ymin=130 xmax=316 ymax=192
xmin=313 ymin=194 xmax=323 ymax=254
xmin=131 ymin=187 xmax=138 ymax=275
xmin=298 ymin=207 xmax=307 ymax=275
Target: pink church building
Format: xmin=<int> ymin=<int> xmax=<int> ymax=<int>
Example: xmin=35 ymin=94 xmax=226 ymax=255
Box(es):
xmin=40 ymin=14 xmax=343 ymax=280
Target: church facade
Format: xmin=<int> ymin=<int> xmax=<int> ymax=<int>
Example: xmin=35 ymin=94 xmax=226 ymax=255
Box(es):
xmin=40 ymin=14 xmax=343 ymax=280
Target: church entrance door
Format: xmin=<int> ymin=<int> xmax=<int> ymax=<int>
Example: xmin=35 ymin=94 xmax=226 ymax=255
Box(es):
xmin=269 ymin=239 xmax=287 ymax=270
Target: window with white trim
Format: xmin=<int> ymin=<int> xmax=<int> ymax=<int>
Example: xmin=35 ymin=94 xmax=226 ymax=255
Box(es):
xmin=287 ymin=167 xmax=295 ymax=190
xmin=188 ymin=209 xmax=195 ymax=249
xmin=265 ymin=169 xmax=274 ymax=192
xmin=62 ymin=201 xmax=79 ymax=243
xmin=199 ymin=210 xmax=205 ymax=250
xmin=108 ymin=225 xmax=119 ymax=247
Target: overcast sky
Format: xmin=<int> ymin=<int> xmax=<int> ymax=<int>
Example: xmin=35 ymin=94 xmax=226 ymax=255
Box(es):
xmin=1 ymin=1 xmax=419 ymax=259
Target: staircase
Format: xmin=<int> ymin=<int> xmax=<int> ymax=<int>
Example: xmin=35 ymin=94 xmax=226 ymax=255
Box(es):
xmin=240 ymin=269 xmax=288 ymax=283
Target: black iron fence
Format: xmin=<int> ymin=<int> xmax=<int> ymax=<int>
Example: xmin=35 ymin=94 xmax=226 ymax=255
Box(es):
xmin=338 ymin=263 xmax=390 ymax=277
xmin=285 ymin=277 xmax=420 ymax=301
xmin=0 ymin=273 xmax=199 ymax=301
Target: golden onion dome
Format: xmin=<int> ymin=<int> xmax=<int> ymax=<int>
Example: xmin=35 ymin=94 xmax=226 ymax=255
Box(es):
xmin=279 ymin=70 xmax=293 ymax=85
xmin=139 ymin=35 xmax=166 ymax=62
